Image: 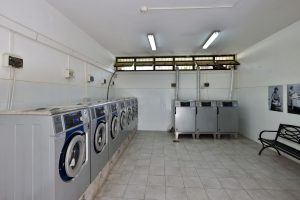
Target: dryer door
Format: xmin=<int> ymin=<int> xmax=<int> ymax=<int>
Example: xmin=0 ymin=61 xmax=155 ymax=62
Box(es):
xmin=111 ymin=116 xmax=119 ymax=139
xmin=120 ymin=111 xmax=126 ymax=131
xmin=61 ymin=133 xmax=86 ymax=181
xmin=94 ymin=122 xmax=106 ymax=153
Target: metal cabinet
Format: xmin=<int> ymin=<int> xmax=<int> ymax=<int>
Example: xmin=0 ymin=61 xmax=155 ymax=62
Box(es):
xmin=196 ymin=101 xmax=218 ymax=137
xmin=174 ymin=100 xmax=196 ymax=140
xmin=217 ymin=101 xmax=239 ymax=136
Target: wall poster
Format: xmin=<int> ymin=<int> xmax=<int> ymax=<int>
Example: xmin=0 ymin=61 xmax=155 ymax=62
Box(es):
xmin=268 ymin=85 xmax=283 ymax=112
xmin=287 ymin=84 xmax=300 ymax=115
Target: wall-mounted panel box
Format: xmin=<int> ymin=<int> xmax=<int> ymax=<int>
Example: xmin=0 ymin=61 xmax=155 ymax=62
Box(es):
xmin=2 ymin=53 xmax=23 ymax=68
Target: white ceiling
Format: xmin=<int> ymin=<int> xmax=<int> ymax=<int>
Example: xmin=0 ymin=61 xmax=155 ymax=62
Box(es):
xmin=46 ymin=0 xmax=300 ymax=57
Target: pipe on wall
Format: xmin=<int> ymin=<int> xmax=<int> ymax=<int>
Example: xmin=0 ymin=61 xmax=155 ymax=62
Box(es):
xmin=175 ymin=65 xmax=179 ymax=100
xmin=196 ymin=63 xmax=201 ymax=100
xmin=229 ymin=67 xmax=234 ymax=100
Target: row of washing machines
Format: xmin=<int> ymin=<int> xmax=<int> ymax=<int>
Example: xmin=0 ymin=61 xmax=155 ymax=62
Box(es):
xmin=0 ymin=97 xmax=138 ymax=200
xmin=174 ymin=100 xmax=238 ymax=140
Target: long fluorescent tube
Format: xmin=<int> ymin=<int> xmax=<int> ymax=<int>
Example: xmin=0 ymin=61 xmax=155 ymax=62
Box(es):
xmin=147 ymin=34 xmax=157 ymax=51
xmin=203 ymin=31 xmax=220 ymax=49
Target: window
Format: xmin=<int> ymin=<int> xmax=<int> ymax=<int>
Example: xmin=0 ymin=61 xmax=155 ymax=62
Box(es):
xmin=115 ymin=55 xmax=239 ymax=71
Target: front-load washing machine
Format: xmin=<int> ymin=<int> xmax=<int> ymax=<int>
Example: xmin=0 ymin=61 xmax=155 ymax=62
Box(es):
xmin=89 ymin=102 xmax=109 ymax=182
xmin=0 ymin=105 xmax=90 ymax=200
xmin=108 ymin=101 xmax=121 ymax=159
xmin=117 ymin=99 xmax=128 ymax=142
xmin=131 ymin=98 xmax=138 ymax=136
xmin=125 ymin=98 xmax=134 ymax=135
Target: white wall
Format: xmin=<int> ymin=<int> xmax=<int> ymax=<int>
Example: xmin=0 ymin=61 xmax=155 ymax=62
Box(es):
xmin=237 ymin=20 xmax=300 ymax=142
xmin=115 ymin=71 xmax=237 ymax=131
xmin=0 ymin=0 xmax=115 ymax=110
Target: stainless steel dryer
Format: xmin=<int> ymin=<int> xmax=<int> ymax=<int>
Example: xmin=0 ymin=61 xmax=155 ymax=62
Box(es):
xmin=89 ymin=102 xmax=109 ymax=182
xmin=196 ymin=101 xmax=218 ymax=139
xmin=0 ymin=105 xmax=90 ymax=200
xmin=108 ymin=101 xmax=121 ymax=159
xmin=174 ymin=100 xmax=196 ymax=140
xmin=217 ymin=100 xmax=239 ymax=137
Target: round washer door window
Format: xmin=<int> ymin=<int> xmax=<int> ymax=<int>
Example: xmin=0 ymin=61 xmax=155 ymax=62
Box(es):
xmin=120 ymin=111 xmax=126 ymax=130
xmin=111 ymin=116 xmax=119 ymax=139
xmin=94 ymin=123 xmax=106 ymax=153
xmin=64 ymin=134 xmax=86 ymax=178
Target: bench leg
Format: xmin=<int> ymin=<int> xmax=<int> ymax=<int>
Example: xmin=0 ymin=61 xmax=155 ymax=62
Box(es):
xmin=258 ymin=145 xmax=270 ymax=155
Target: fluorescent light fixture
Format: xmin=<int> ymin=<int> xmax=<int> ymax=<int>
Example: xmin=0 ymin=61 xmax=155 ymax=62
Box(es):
xmin=147 ymin=34 xmax=157 ymax=51
xmin=203 ymin=31 xmax=220 ymax=49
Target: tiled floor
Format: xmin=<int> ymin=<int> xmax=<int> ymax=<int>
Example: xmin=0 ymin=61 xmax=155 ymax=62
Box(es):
xmin=94 ymin=132 xmax=300 ymax=200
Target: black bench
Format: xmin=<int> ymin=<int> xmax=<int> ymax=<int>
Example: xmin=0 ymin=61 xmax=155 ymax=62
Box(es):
xmin=258 ymin=124 xmax=300 ymax=160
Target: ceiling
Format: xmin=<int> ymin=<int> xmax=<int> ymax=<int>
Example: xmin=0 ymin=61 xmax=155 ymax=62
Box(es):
xmin=46 ymin=0 xmax=300 ymax=57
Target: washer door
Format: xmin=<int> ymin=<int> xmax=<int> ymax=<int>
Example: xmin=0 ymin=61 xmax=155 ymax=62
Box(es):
xmin=127 ymin=108 xmax=132 ymax=125
xmin=64 ymin=134 xmax=86 ymax=179
xmin=94 ymin=122 xmax=106 ymax=153
xmin=120 ymin=111 xmax=126 ymax=131
xmin=111 ymin=116 xmax=119 ymax=139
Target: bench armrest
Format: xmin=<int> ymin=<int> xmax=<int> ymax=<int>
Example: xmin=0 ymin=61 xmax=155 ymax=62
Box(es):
xmin=258 ymin=130 xmax=278 ymax=140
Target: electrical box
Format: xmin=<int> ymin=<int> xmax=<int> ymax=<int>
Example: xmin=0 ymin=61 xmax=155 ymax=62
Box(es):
xmin=87 ymin=75 xmax=95 ymax=83
xmin=64 ymin=69 xmax=75 ymax=79
xmin=101 ymin=79 xmax=107 ymax=85
xmin=2 ymin=53 xmax=23 ymax=68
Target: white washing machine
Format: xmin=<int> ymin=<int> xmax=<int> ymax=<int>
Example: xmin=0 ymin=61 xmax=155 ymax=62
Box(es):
xmin=0 ymin=105 xmax=90 ymax=200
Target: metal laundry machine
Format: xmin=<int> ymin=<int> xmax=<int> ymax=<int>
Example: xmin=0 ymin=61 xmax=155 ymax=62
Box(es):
xmin=117 ymin=99 xmax=128 ymax=142
xmin=89 ymin=102 xmax=109 ymax=182
xmin=125 ymin=98 xmax=134 ymax=136
xmin=174 ymin=100 xmax=196 ymax=140
xmin=217 ymin=100 xmax=239 ymax=137
xmin=0 ymin=105 xmax=90 ymax=200
xmin=132 ymin=98 xmax=138 ymax=136
xmin=108 ymin=101 xmax=121 ymax=159
xmin=196 ymin=100 xmax=218 ymax=139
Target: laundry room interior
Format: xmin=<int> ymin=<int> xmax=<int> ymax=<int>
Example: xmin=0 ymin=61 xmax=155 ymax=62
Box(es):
xmin=0 ymin=0 xmax=300 ymax=200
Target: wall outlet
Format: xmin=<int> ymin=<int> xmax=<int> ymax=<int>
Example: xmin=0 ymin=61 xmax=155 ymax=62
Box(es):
xmin=204 ymin=82 xmax=210 ymax=87
xmin=64 ymin=69 xmax=75 ymax=79
xmin=87 ymin=75 xmax=94 ymax=83
xmin=2 ymin=53 xmax=23 ymax=68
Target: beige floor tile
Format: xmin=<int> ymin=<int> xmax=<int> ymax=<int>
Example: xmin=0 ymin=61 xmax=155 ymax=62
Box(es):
xmin=200 ymin=178 xmax=222 ymax=189
xmin=205 ymin=189 xmax=231 ymax=200
xmin=124 ymin=185 xmax=146 ymax=199
xmin=147 ymin=175 xmax=166 ymax=186
xmin=226 ymin=189 xmax=252 ymax=200
xmin=166 ymin=175 xmax=184 ymax=187
xmin=166 ymin=187 xmax=188 ymax=200
xmin=218 ymin=178 xmax=243 ymax=189
xmin=128 ymin=174 xmax=148 ymax=185
xmin=183 ymin=176 xmax=203 ymax=188
xmin=145 ymin=185 xmax=166 ymax=200
xmin=185 ymin=187 xmax=208 ymax=200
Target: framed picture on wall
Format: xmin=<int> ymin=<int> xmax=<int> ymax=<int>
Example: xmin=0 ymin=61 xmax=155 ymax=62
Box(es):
xmin=287 ymin=84 xmax=300 ymax=115
xmin=268 ymin=85 xmax=283 ymax=112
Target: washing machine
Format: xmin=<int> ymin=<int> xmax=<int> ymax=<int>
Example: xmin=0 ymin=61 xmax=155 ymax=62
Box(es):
xmin=117 ymin=99 xmax=128 ymax=142
xmin=125 ymin=98 xmax=134 ymax=136
xmin=107 ymin=101 xmax=121 ymax=159
xmin=89 ymin=102 xmax=109 ymax=182
xmin=0 ymin=105 xmax=90 ymax=200
xmin=132 ymin=98 xmax=138 ymax=135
